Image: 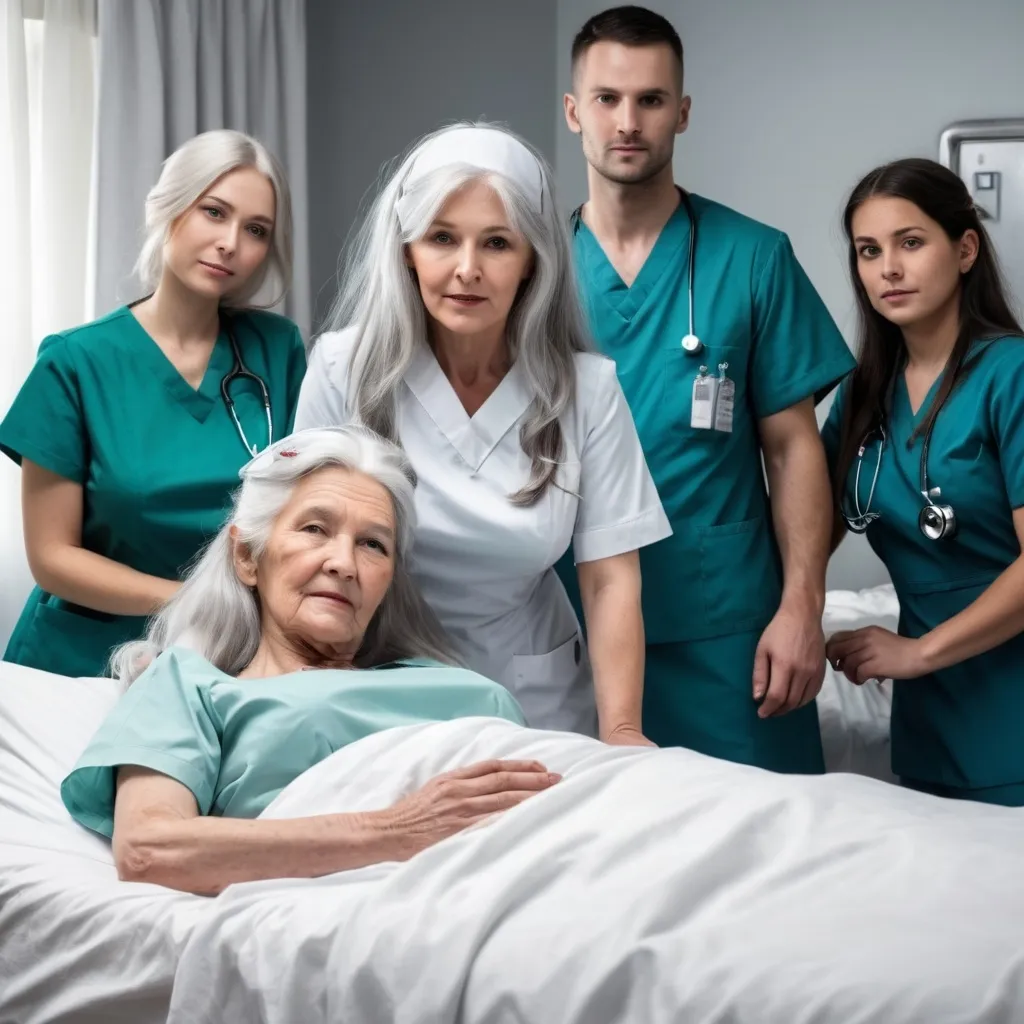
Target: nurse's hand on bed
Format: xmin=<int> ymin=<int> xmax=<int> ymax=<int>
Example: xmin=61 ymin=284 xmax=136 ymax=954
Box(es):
xmin=753 ymin=605 xmax=827 ymax=718
xmin=826 ymin=627 xmax=926 ymax=685
xmin=603 ymin=724 xmax=657 ymax=747
xmin=383 ymin=759 xmax=561 ymax=860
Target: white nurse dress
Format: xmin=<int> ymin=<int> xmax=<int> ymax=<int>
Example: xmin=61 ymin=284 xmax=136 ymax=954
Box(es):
xmin=295 ymin=327 xmax=671 ymax=735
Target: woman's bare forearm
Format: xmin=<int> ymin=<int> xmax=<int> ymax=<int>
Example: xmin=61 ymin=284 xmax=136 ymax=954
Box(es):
xmin=31 ymin=545 xmax=179 ymax=617
xmin=578 ymin=555 xmax=645 ymax=739
xmin=22 ymin=461 xmax=179 ymax=616
xmin=114 ymin=809 xmax=402 ymax=896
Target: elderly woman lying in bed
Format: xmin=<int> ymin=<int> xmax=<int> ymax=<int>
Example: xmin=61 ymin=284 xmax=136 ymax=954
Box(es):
xmin=60 ymin=427 xmax=559 ymax=895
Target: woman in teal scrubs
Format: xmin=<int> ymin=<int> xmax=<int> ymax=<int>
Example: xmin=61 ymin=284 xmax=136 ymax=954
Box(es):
xmin=0 ymin=130 xmax=307 ymax=678
xmin=824 ymin=158 xmax=1024 ymax=806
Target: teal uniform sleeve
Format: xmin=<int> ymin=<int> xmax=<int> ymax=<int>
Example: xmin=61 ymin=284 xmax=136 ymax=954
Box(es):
xmin=820 ymin=379 xmax=848 ymax=477
xmin=0 ymin=335 xmax=88 ymax=482
xmin=60 ymin=649 xmax=223 ymax=838
xmin=284 ymin=322 xmax=308 ymax=433
xmin=990 ymin=351 xmax=1024 ymax=508
xmin=749 ymin=235 xmax=856 ymax=419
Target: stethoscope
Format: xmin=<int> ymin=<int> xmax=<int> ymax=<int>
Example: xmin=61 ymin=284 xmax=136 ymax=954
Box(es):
xmin=222 ymin=320 xmax=273 ymax=458
xmin=842 ymin=371 xmax=957 ymax=542
xmin=571 ymin=187 xmax=703 ymax=356
xmin=128 ymin=297 xmax=273 ymax=458
xmin=677 ymin=189 xmax=702 ymax=355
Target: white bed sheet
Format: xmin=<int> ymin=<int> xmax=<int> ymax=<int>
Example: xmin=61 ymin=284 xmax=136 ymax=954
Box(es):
xmin=169 ymin=717 xmax=1024 ymax=1024
xmin=0 ymin=664 xmax=205 ymax=1024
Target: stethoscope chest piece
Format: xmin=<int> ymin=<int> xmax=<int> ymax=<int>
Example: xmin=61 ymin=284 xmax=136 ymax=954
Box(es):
xmin=918 ymin=489 xmax=957 ymax=541
xmin=681 ymin=333 xmax=703 ymax=355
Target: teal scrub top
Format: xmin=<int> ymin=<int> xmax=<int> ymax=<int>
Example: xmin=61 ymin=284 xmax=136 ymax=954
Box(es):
xmin=60 ymin=646 xmax=527 ymax=837
xmin=823 ymin=336 xmax=1024 ymax=789
xmin=0 ymin=306 xmax=307 ymax=679
xmin=562 ymin=195 xmax=855 ymax=644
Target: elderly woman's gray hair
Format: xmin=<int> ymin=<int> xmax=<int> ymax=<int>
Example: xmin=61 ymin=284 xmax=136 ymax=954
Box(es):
xmin=325 ymin=120 xmax=593 ymax=506
xmin=111 ymin=427 xmax=457 ymax=686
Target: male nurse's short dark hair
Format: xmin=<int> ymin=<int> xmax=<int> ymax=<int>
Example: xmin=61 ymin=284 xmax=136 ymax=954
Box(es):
xmin=571 ymin=6 xmax=684 ymax=80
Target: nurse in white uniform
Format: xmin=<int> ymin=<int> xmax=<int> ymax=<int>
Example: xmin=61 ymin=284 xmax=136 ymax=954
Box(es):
xmin=296 ymin=122 xmax=671 ymax=742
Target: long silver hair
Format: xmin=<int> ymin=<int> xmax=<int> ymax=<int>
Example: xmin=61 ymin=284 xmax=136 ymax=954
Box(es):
xmin=135 ymin=129 xmax=294 ymax=309
xmin=111 ymin=426 xmax=458 ymax=686
xmin=324 ymin=121 xmax=593 ymax=505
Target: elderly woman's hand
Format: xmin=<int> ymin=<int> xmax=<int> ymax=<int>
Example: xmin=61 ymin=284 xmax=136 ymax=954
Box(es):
xmin=383 ymin=759 xmax=560 ymax=859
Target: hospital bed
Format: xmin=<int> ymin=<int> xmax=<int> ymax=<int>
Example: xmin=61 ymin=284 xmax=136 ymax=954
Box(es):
xmin=3 ymin=584 xmax=1023 ymax=1024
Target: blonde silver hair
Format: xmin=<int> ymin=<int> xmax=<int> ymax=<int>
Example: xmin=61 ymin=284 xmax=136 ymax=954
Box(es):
xmin=135 ymin=129 xmax=293 ymax=308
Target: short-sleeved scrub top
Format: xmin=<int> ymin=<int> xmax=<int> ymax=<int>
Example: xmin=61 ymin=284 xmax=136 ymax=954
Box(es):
xmin=60 ymin=645 xmax=526 ymax=837
xmin=0 ymin=306 xmax=308 ymax=679
xmin=294 ymin=328 xmax=672 ymax=736
xmin=823 ymin=336 xmax=1024 ymax=796
xmin=558 ymin=194 xmax=855 ymax=771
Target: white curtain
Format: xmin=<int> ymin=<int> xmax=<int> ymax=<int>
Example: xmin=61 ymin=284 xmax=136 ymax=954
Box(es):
xmin=92 ymin=0 xmax=310 ymax=337
xmin=0 ymin=0 xmax=97 ymax=650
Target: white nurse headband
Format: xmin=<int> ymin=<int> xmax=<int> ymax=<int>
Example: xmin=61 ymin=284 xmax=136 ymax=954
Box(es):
xmin=395 ymin=127 xmax=546 ymax=233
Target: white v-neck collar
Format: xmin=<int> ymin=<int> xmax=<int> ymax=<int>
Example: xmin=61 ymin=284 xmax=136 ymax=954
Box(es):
xmin=402 ymin=344 xmax=533 ymax=471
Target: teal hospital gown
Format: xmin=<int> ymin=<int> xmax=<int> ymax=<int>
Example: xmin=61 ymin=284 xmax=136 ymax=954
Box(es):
xmin=61 ymin=646 xmax=528 ymax=837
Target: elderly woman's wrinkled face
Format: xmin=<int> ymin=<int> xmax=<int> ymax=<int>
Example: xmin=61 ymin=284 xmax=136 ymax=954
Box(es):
xmin=235 ymin=467 xmax=397 ymax=656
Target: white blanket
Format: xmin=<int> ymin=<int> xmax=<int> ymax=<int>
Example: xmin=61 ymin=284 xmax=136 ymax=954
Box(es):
xmin=169 ymin=717 xmax=1024 ymax=1024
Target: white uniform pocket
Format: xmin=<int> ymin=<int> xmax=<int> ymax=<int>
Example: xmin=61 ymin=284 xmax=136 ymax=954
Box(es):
xmin=511 ymin=631 xmax=596 ymax=737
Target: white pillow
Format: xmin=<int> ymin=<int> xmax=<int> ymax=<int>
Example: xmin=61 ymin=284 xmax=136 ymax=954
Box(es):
xmin=0 ymin=663 xmax=122 ymax=857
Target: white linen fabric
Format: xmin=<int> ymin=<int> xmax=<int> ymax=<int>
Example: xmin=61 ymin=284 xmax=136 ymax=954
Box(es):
xmin=0 ymin=663 xmax=204 ymax=1024
xmin=167 ymin=715 xmax=1024 ymax=1024
xmin=817 ymin=583 xmax=899 ymax=781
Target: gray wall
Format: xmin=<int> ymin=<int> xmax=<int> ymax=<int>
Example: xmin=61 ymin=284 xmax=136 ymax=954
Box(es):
xmin=555 ymin=0 xmax=1024 ymax=592
xmin=306 ymin=0 xmax=558 ymax=331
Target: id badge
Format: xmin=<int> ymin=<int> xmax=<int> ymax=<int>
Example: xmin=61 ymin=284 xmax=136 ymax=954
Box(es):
xmin=691 ymin=367 xmax=718 ymax=430
xmin=714 ymin=363 xmax=735 ymax=434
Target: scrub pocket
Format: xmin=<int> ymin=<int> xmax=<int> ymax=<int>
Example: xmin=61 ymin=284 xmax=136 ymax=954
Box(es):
xmin=698 ymin=515 xmax=781 ymax=631
xmin=665 ymin=344 xmax=745 ymax=437
xmin=612 ymin=344 xmax=743 ymax=454
xmin=512 ymin=631 xmax=582 ymax=688
xmin=13 ymin=599 xmax=137 ymax=678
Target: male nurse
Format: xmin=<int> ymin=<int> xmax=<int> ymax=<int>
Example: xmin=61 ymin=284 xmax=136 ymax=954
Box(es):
xmin=559 ymin=5 xmax=856 ymax=773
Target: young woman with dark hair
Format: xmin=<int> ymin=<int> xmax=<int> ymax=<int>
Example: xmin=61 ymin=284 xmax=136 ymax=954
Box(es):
xmin=824 ymin=157 xmax=1024 ymax=806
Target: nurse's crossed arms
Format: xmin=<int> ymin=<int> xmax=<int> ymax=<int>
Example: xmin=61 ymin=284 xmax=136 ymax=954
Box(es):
xmin=0 ymin=130 xmax=308 ymax=680
xmin=296 ymin=122 xmax=671 ymax=744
